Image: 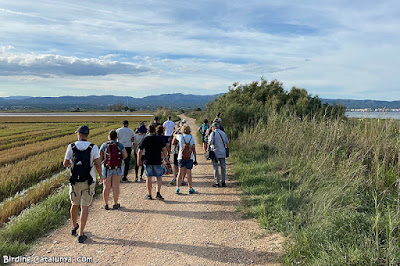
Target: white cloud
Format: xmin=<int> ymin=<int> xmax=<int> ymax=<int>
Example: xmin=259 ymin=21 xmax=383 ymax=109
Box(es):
xmin=0 ymin=1 xmax=399 ymax=99
xmin=0 ymin=47 xmax=151 ymax=77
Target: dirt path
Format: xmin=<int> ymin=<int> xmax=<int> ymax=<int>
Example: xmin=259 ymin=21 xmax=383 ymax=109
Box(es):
xmin=29 ymin=115 xmax=284 ymax=265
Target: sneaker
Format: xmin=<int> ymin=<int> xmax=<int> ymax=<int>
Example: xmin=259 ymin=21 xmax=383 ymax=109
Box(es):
xmin=170 ymin=178 xmax=176 ymax=185
xmin=212 ymin=183 xmax=220 ymax=187
xmin=112 ymin=203 xmax=120 ymax=209
xmin=180 ymin=181 xmax=187 ymax=186
xmin=145 ymin=194 xmax=153 ymax=200
xmin=104 ymin=204 xmax=109 ymax=210
xmin=71 ymin=223 xmax=79 ymax=236
xmin=175 ymin=187 xmax=180 ymax=194
xmin=122 ymin=177 xmax=128 ymax=182
xmin=135 ymin=178 xmax=138 ymax=182
xmin=221 ymin=182 xmax=226 ymax=187
xmin=78 ymin=235 xmax=87 ymax=243
xmin=140 ymin=177 xmax=144 ymax=181
xmin=156 ymin=193 xmax=164 ymax=200
xmin=189 ymin=187 xmax=195 ymax=194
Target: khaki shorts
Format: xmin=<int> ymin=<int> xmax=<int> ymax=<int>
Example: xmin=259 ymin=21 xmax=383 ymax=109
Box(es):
xmin=69 ymin=182 xmax=95 ymax=206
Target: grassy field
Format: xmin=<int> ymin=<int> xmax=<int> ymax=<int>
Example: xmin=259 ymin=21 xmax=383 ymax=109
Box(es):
xmin=0 ymin=114 xmax=154 ymax=260
xmin=0 ymin=115 xmax=150 ymax=224
xmin=230 ymin=114 xmax=400 ymax=265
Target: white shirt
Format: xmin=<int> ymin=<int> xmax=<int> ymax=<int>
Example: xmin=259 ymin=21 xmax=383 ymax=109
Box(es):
xmin=163 ymin=120 xmax=175 ymax=136
xmin=64 ymin=141 xmax=100 ymax=183
xmin=175 ymin=134 xmax=195 ymax=160
xmin=116 ymin=126 xmax=134 ymax=148
xmin=209 ymin=129 xmax=229 ymax=159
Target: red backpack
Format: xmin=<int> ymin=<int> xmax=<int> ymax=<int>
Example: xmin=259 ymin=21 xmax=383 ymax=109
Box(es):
xmin=103 ymin=141 xmax=122 ymax=169
xmin=181 ymin=136 xmax=193 ymax=160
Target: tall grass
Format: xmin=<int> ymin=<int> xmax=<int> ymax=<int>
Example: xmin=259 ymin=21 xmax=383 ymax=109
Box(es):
xmin=231 ymin=114 xmax=400 ymax=265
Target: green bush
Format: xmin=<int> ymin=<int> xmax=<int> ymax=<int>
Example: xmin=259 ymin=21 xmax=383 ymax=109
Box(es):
xmin=205 ymin=79 xmax=345 ymax=138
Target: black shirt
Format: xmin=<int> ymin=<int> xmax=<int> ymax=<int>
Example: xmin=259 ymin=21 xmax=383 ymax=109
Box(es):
xmin=139 ymin=135 xmax=166 ymax=165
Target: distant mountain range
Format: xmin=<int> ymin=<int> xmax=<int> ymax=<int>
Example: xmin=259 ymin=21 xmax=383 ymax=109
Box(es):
xmin=321 ymin=99 xmax=400 ymax=109
xmin=0 ymin=94 xmax=219 ymax=110
xmin=0 ymin=94 xmax=399 ymax=110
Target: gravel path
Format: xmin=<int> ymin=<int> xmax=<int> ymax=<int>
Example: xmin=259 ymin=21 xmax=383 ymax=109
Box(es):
xmin=28 ymin=115 xmax=285 ymax=265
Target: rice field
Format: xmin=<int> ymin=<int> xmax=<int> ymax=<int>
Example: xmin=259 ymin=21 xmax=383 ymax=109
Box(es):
xmin=0 ymin=114 xmax=150 ymax=225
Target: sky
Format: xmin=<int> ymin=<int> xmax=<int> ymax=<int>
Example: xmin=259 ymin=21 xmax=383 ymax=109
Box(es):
xmin=0 ymin=0 xmax=399 ymax=100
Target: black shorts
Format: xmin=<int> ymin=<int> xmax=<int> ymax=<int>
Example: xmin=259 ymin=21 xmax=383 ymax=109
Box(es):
xmin=173 ymin=153 xmax=178 ymax=166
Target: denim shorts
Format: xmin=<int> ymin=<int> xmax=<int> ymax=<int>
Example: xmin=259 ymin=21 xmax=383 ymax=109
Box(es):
xmin=102 ymin=165 xmax=123 ymax=178
xmin=144 ymin=164 xmax=163 ymax=177
xmin=178 ymin=159 xmax=193 ymax=169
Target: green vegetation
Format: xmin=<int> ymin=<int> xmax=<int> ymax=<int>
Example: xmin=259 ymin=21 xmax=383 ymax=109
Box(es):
xmin=0 ymin=184 xmax=103 ymax=259
xmin=201 ymin=79 xmax=400 ymax=264
xmin=0 ymin=114 xmax=144 ymax=260
xmin=205 ymin=78 xmax=345 ymax=137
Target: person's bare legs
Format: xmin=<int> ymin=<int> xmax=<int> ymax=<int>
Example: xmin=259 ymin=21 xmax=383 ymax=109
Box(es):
xmin=177 ymin=167 xmax=187 ymax=188
xmin=146 ymin=176 xmax=152 ymax=195
xmin=187 ymin=169 xmax=193 ymax=188
xmin=102 ymin=177 xmax=111 ymax=205
xmin=156 ymin=177 xmax=162 ymax=193
xmin=79 ymin=205 xmax=89 ymax=236
xmin=70 ymin=205 xmax=79 ymax=228
xmin=203 ymin=142 xmax=207 ymax=152
xmin=111 ymin=175 xmax=120 ymax=205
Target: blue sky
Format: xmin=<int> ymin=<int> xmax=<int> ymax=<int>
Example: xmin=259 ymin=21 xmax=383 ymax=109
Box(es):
xmin=0 ymin=0 xmax=399 ymax=100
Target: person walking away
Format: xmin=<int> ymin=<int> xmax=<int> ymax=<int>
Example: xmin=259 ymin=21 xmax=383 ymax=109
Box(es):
xmin=99 ymin=129 xmax=128 ymax=210
xmin=156 ymin=125 xmax=170 ymax=153
xmin=151 ymin=116 xmax=161 ymax=127
xmin=169 ymin=127 xmax=181 ymax=185
xmin=133 ymin=123 xmax=147 ymax=181
xmin=163 ymin=115 xmax=175 ymax=136
xmin=116 ymin=120 xmax=134 ymax=182
xmin=208 ymin=122 xmax=229 ymax=187
xmin=173 ymin=124 xmax=197 ymax=194
xmin=198 ymin=119 xmax=210 ymax=152
xmin=137 ymin=124 xmax=168 ymax=200
xmin=163 ymin=115 xmax=175 ymax=153
xmin=63 ymin=125 xmax=102 ymax=243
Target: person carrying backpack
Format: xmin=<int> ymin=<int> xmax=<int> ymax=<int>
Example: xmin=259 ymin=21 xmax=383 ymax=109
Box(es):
xmin=172 ymin=124 xmax=197 ymax=194
xmin=198 ymin=119 xmax=210 ymax=152
xmin=99 ymin=129 xmax=128 ymax=210
xmin=63 ymin=125 xmax=102 ymax=243
xmin=209 ymin=122 xmax=229 ymax=187
xmin=133 ymin=123 xmax=147 ymax=182
xmin=116 ymin=120 xmax=134 ymax=182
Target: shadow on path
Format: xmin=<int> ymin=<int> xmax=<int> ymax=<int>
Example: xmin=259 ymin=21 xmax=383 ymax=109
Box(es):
xmin=119 ymin=208 xmax=242 ymax=221
xmin=87 ymin=236 xmax=278 ymax=264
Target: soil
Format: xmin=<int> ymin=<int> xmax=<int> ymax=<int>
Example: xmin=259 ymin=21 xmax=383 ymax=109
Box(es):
xmin=28 ymin=115 xmax=285 ymax=265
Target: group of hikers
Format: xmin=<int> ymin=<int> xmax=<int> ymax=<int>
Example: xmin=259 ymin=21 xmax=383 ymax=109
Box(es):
xmin=63 ymin=114 xmax=229 ymax=243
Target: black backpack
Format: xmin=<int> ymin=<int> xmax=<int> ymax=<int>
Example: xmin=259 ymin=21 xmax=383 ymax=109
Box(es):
xmin=69 ymin=143 xmax=94 ymax=185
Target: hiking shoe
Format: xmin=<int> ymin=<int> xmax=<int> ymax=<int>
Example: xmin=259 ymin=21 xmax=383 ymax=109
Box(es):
xmin=145 ymin=194 xmax=153 ymax=200
xmin=221 ymin=182 xmax=226 ymax=187
xmin=189 ymin=187 xmax=195 ymax=194
xmin=180 ymin=181 xmax=187 ymax=186
xmin=71 ymin=223 xmax=79 ymax=236
xmin=156 ymin=193 xmax=164 ymax=200
xmin=170 ymin=178 xmax=176 ymax=185
xmin=104 ymin=204 xmax=109 ymax=210
xmin=112 ymin=203 xmax=120 ymax=209
xmin=212 ymin=183 xmax=220 ymax=187
xmin=78 ymin=235 xmax=87 ymax=243
xmin=175 ymin=187 xmax=180 ymax=194
xmin=122 ymin=177 xmax=128 ymax=182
